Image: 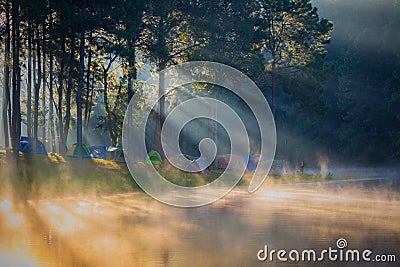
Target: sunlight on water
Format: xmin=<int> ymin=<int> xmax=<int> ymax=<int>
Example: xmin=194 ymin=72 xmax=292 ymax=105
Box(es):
xmin=0 ymin=249 xmax=40 ymax=267
xmin=0 ymin=198 xmax=51 ymax=267
xmin=0 ymin=199 xmax=23 ymax=228
xmin=261 ymin=190 xmax=293 ymax=201
xmin=40 ymin=202 xmax=85 ymax=234
xmin=0 ymin=178 xmax=399 ymax=266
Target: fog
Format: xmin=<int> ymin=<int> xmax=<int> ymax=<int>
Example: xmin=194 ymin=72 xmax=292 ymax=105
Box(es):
xmin=1 ymin=0 xmax=400 ymax=266
xmin=1 ymin=173 xmax=399 ymax=266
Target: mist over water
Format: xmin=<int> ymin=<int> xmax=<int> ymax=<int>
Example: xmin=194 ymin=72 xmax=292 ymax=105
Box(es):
xmin=0 ymin=0 xmax=399 ymax=265
xmin=1 ymin=171 xmax=399 ymax=267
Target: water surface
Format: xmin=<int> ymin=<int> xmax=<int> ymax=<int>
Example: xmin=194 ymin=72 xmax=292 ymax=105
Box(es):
xmin=1 ymin=174 xmax=399 ymax=266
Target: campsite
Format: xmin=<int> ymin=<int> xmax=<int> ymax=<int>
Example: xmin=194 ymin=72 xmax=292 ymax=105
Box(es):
xmin=1 ymin=0 xmax=400 ymax=266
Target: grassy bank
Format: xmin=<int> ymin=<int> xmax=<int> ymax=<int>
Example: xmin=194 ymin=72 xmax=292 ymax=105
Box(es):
xmin=264 ymin=172 xmax=338 ymax=184
xmin=0 ymin=151 xmax=349 ymax=200
xmin=0 ymin=151 xmax=138 ymax=200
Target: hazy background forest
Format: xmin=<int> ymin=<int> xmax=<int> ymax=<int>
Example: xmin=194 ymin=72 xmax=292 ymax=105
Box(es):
xmin=0 ymin=0 xmax=399 ymax=168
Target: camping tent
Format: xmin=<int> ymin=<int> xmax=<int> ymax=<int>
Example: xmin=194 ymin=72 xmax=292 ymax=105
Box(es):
xmin=216 ymin=154 xmax=246 ymax=171
xmin=145 ymin=150 xmax=163 ymax=165
xmin=19 ymin=136 xmax=47 ymax=154
xmin=67 ymin=143 xmax=92 ymax=158
xmin=89 ymin=145 xmax=107 ymax=159
xmin=245 ymin=154 xmax=270 ymax=171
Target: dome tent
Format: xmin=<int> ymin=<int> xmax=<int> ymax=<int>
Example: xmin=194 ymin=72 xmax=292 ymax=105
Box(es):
xmin=67 ymin=143 xmax=92 ymax=158
xmin=145 ymin=150 xmax=163 ymax=165
xmin=19 ymin=136 xmax=47 ymax=154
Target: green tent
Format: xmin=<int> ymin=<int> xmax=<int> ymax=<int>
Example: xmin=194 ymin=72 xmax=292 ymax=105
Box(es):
xmin=67 ymin=143 xmax=91 ymax=158
xmin=145 ymin=150 xmax=162 ymax=165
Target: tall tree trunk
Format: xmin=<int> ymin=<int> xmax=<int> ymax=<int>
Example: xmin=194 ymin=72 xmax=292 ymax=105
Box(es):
xmin=127 ymin=40 xmax=136 ymax=102
xmin=271 ymin=57 xmax=276 ymax=115
xmin=76 ymin=30 xmax=85 ymax=158
xmin=57 ymin=37 xmax=66 ymax=153
xmin=102 ymin=56 xmax=116 ymax=147
xmin=85 ymin=71 xmax=95 ymax=136
xmin=153 ymin=61 xmax=166 ymax=153
xmin=33 ymin=27 xmax=37 ymax=93
xmin=152 ymin=15 xmax=167 ymax=153
xmin=110 ymin=84 xmax=123 ymax=147
xmin=62 ymin=43 xmax=74 ymax=155
xmin=49 ymin=47 xmax=55 ymax=152
xmin=208 ymin=5 xmax=218 ymax=163
xmin=126 ymin=39 xmax=136 ymax=161
xmin=103 ymin=69 xmax=110 ymax=143
xmin=42 ymin=20 xmax=47 ymax=148
xmin=2 ymin=1 xmax=11 ymax=149
xmin=48 ymin=15 xmax=55 ymax=152
xmin=83 ymin=32 xmax=92 ymax=144
xmin=33 ymin=26 xmax=41 ymax=152
xmin=11 ymin=0 xmax=21 ymax=167
xmin=27 ymin=25 xmax=32 ymax=137
xmin=103 ymin=72 xmax=119 ymax=147
xmin=101 ymin=53 xmax=117 ymax=147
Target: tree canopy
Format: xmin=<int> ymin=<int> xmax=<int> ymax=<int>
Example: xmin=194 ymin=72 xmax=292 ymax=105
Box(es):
xmin=1 ymin=0 xmax=399 ymax=166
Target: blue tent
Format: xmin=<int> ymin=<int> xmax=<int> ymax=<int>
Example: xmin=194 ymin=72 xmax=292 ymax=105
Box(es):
xmin=19 ymin=136 xmax=47 ymax=154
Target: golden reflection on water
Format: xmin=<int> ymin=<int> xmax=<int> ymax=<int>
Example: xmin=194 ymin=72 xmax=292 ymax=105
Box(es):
xmin=0 ymin=180 xmax=400 ymax=267
xmin=0 ymin=249 xmax=40 ymax=267
xmin=0 ymin=199 xmax=23 ymax=228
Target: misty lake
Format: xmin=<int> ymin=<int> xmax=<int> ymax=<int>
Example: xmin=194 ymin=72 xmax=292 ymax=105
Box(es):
xmin=1 ymin=169 xmax=399 ymax=267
